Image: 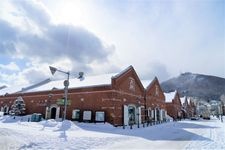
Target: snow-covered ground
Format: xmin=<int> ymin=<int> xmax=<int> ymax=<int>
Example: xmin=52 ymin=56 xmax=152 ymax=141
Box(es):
xmin=0 ymin=115 xmax=224 ymax=150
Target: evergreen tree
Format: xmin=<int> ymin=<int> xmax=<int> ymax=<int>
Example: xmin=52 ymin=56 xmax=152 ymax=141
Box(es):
xmin=9 ymin=96 xmax=26 ymax=116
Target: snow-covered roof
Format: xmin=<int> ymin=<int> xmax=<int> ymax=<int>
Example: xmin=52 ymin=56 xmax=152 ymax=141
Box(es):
xmin=0 ymin=79 xmax=51 ymax=96
xmin=23 ymin=73 xmax=117 ymax=93
xmin=164 ymin=91 xmax=176 ymax=102
xmin=112 ymin=65 xmax=133 ymax=79
xmin=141 ymin=79 xmax=153 ymax=89
xmin=180 ymin=97 xmax=186 ymax=105
xmin=0 ymin=84 xmax=25 ymax=95
xmin=0 ymin=65 xmax=136 ymax=95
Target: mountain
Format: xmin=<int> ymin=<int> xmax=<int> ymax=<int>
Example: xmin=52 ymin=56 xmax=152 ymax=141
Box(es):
xmin=161 ymin=72 xmax=225 ymax=101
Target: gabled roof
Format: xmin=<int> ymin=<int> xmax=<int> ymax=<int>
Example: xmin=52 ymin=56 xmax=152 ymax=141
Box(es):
xmin=112 ymin=65 xmax=145 ymax=92
xmin=112 ymin=65 xmax=133 ymax=79
xmin=145 ymin=77 xmax=159 ymax=91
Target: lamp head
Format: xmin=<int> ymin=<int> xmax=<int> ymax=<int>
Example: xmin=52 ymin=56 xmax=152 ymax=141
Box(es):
xmin=78 ymin=72 xmax=84 ymax=79
xmin=49 ymin=66 xmax=57 ymax=75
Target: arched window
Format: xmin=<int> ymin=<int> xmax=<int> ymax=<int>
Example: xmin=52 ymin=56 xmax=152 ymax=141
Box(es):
xmin=155 ymin=85 xmax=159 ymax=96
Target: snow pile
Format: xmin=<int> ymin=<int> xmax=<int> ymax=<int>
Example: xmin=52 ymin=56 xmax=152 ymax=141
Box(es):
xmin=55 ymin=120 xmax=81 ymax=131
xmin=0 ymin=111 xmax=3 ymax=117
xmin=0 ymin=115 xmax=225 ymax=150
xmin=39 ymin=119 xmax=58 ymax=127
xmin=166 ymin=114 xmax=174 ymax=122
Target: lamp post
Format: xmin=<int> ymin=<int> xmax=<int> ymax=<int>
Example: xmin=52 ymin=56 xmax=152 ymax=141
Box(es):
xmin=49 ymin=66 xmax=70 ymax=121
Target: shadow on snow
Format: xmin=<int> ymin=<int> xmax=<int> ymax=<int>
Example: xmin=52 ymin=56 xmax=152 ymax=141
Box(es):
xmin=76 ymin=121 xmax=216 ymax=141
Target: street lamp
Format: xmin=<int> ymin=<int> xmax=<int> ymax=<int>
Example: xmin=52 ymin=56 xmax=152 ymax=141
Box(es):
xmin=49 ymin=66 xmax=70 ymax=121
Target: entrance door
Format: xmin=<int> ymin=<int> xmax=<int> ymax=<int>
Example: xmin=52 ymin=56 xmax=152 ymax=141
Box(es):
xmin=128 ymin=105 xmax=135 ymax=125
xmin=4 ymin=106 xmax=8 ymax=115
xmin=51 ymin=107 xmax=57 ymax=119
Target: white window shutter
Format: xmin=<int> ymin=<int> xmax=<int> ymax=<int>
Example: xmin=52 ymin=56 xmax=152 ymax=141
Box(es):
xmin=123 ymin=105 xmax=128 ymax=126
xmin=56 ymin=107 xmax=60 ymax=119
xmin=160 ymin=109 xmax=163 ymax=121
xmin=151 ymin=110 xmax=154 ymax=118
xmin=45 ymin=107 xmax=49 ymax=119
xmin=148 ymin=109 xmax=150 ymax=117
xmin=138 ymin=107 xmax=142 ymax=123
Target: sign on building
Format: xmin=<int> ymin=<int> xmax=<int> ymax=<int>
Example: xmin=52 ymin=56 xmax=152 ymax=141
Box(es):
xmin=56 ymin=99 xmax=71 ymax=105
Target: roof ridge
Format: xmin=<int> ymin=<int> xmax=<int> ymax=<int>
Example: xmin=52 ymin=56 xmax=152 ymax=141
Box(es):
xmin=20 ymin=78 xmax=51 ymax=92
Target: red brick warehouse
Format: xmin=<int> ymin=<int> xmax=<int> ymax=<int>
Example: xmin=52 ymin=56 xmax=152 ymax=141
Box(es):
xmin=0 ymin=66 xmax=146 ymax=126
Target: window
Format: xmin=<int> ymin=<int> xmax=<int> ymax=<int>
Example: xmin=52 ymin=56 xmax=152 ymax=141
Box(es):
xmin=155 ymin=85 xmax=159 ymax=96
xmin=83 ymin=111 xmax=92 ymax=121
xmin=72 ymin=109 xmax=80 ymax=120
xmin=95 ymin=111 xmax=105 ymax=122
xmin=129 ymin=77 xmax=135 ymax=92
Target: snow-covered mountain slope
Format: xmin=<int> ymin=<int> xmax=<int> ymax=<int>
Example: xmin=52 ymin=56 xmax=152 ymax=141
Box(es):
xmin=161 ymin=72 xmax=225 ymax=100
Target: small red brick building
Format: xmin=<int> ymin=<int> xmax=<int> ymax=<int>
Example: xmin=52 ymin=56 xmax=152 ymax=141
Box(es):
xmin=142 ymin=77 xmax=166 ymax=123
xmin=164 ymin=91 xmax=183 ymax=120
xmin=0 ymin=66 xmax=146 ymax=126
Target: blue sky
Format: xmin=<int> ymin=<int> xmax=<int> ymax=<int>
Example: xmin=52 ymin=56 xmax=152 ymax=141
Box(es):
xmin=0 ymin=0 xmax=224 ymax=86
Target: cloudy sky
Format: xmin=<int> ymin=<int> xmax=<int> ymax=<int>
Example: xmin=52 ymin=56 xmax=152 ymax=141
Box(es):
xmin=0 ymin=0 xmax=224 ymax=87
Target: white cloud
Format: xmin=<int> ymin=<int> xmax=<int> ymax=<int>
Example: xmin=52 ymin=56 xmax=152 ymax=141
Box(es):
xmin=0 ymin=0 xmax=224 ymax=87
xmin=0 ymin=0 xmax=119 ymax=86
xmin=0 ymin=62 xmax=20 ymax=71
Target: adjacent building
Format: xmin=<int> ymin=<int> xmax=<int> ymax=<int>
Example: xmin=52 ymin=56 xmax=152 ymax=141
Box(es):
xmin=164 ymin=91 xmax=183 ymax=120
xmin=142 ymin=77 xmax=166 ymax=123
